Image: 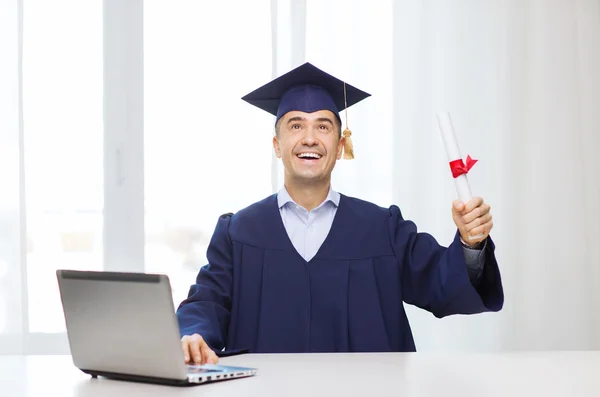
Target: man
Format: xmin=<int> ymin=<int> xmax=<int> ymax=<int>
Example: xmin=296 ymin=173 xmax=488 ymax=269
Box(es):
xmin=177 ymin=63 xmax=503 ymax=365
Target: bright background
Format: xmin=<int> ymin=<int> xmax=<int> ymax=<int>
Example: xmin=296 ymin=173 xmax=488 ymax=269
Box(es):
xmin=1 ymin=0 xmax=599 ymax=354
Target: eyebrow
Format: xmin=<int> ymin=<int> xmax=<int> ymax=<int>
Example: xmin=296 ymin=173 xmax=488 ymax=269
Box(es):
xmin=286 ymin=116 xmax=306 ymax=125
xmin=286 ymin=117 xmax=334 ymax=125
xmin=316 ymin=117 xmax=334 ymax=125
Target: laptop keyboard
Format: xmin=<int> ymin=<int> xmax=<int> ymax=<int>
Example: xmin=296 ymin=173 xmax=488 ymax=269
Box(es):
xmin=187 ymin=366 xmax=221 ymax=374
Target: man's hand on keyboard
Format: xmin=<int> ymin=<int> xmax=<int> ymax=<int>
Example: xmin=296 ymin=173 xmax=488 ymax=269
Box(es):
xmin=180 ymin=334 xmax=219 ymax=365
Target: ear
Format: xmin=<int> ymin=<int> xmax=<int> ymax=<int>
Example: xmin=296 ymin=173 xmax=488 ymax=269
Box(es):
xmin=273 ymin=136 xmax=282 ymax=158
xmin=336 ymin=136 xmax=345 ymax=160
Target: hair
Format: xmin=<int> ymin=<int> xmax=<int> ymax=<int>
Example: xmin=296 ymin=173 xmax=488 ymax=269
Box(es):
xmin=274 ymin=116 xmax=342 ymax=137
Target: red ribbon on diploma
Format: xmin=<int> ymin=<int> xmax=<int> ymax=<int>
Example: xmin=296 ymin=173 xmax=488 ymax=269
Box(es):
xmin=449 ymin=155 xmax=478 ymax=178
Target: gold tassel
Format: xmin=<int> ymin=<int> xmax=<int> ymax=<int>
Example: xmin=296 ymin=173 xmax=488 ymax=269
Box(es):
xmin=343 ymin=128 xmax=354 ymax=159
xmin=342 ymin=81 xmax=354 ymax=159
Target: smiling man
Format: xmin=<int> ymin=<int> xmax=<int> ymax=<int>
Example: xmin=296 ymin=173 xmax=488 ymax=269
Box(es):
xmin=176 ymin=63 xmax=504 ymax=365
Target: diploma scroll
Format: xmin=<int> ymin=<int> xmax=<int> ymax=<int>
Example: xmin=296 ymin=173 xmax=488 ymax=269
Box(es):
xmin=436 ymin=112 xmax=482 ymax=240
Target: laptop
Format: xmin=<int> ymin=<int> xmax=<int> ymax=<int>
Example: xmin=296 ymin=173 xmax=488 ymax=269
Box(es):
xmin=56 ymin=269 xmax=257 ymax=386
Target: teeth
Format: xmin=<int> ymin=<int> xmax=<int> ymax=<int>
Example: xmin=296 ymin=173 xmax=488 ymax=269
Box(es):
xmin=298 ymin=153 xmax=321 ymax=159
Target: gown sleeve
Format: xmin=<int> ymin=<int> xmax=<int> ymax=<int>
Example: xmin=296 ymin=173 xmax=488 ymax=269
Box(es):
xmin=388 ymin=205 xmax=504 ymax=318
xmin=176 ymin=213 xmax=245 ymax=356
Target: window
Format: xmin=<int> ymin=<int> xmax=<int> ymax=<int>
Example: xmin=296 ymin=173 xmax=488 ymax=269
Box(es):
xmin=22 ymin=0 xmax=103 ymax=333
xmin=144 ymin=0 xmax=274 ymax=306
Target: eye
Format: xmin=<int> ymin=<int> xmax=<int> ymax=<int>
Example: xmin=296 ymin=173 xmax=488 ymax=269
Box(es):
xmin=291 ymin=124 xmax=302 ymax=130
xmin=319 ymin=124 xmax=330 ymax=131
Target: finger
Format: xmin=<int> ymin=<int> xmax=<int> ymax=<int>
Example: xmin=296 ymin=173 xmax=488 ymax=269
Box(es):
xmin=468 ymin=220 xmax=493 ymax=238
xmin=189 ymin=338 xmax=202 ymax=364
xmin=464 ymin=212 xmax=492 ymax=233
xmin=201 ymin=345 xmax=219 ymax=364
xmin=200 ymin=343 xmax=214 ymax=365
xmin=462 ymin=203 xmax=490 ymax=224
xmin=208 ymin=353 xmax=219 ymax=364
xmin=464 ymin=197 xmax=484 ymax=213
xmin=452 ymin=200 xmax=465 ymax=213
xmin=181 ymin=339 xmax=191 ymax=363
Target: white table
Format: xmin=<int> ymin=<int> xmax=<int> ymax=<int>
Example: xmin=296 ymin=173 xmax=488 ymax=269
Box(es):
xmin=2 ymin=351 xmax=600 ymax=396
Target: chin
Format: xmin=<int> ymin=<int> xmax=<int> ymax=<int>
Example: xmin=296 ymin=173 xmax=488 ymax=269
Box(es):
xmin=295 ymin=173 xmax=328 ymax=183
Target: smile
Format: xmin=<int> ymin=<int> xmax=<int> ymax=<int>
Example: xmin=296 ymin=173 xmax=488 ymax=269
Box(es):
xmin=296 ymin=152 xmax=322 ymax=160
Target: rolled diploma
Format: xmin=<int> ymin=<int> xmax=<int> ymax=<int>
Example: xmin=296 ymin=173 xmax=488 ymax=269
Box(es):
xmin=436 ymin=112 xmax=482 ymax=240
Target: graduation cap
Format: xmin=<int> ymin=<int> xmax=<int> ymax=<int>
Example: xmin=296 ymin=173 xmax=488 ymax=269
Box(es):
xmin=241 ymin=62 xmax=371 ymax=159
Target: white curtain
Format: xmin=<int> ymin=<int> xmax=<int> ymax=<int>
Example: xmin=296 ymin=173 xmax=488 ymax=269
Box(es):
xmin=2 ymin=0 xmax=599 ymax=354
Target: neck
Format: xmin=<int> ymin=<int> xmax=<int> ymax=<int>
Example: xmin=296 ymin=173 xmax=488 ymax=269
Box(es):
xmin=284 ymin=177 xmax=331 ymax=212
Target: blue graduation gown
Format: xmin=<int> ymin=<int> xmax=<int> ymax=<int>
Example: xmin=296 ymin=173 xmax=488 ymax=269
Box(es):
xmin=176 ymin=194 xmax=503 ymax=356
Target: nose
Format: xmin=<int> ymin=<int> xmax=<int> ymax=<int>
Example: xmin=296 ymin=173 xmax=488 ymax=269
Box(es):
xmin=300 ymin=128 xmax=318 ymax=146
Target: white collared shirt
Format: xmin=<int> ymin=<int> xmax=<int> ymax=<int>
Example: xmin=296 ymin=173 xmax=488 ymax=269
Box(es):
xmin=277 ymin=186 xmax=340 ymax=262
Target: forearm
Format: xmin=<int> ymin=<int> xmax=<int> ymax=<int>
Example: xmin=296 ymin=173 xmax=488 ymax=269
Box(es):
xmin=461 ymin=238 xmax=486 ymax=285
xmin=177 ymin=213 xmax=234 ymax=351
xmin=177 ymin=279 xmax=231 ymax=350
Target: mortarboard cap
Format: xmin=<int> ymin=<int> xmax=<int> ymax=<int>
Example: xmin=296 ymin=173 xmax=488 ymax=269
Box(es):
xmin=241 ymin=62 xmax=371 ymax=159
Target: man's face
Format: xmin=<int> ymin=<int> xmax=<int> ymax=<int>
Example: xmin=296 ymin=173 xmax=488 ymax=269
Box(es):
xmin=273 ymin=110 xmax=344 ymax=184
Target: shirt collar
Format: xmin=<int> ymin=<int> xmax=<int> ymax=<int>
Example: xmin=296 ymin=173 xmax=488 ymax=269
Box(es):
xmin=277 ymin=185 xmax=340 ymax=210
